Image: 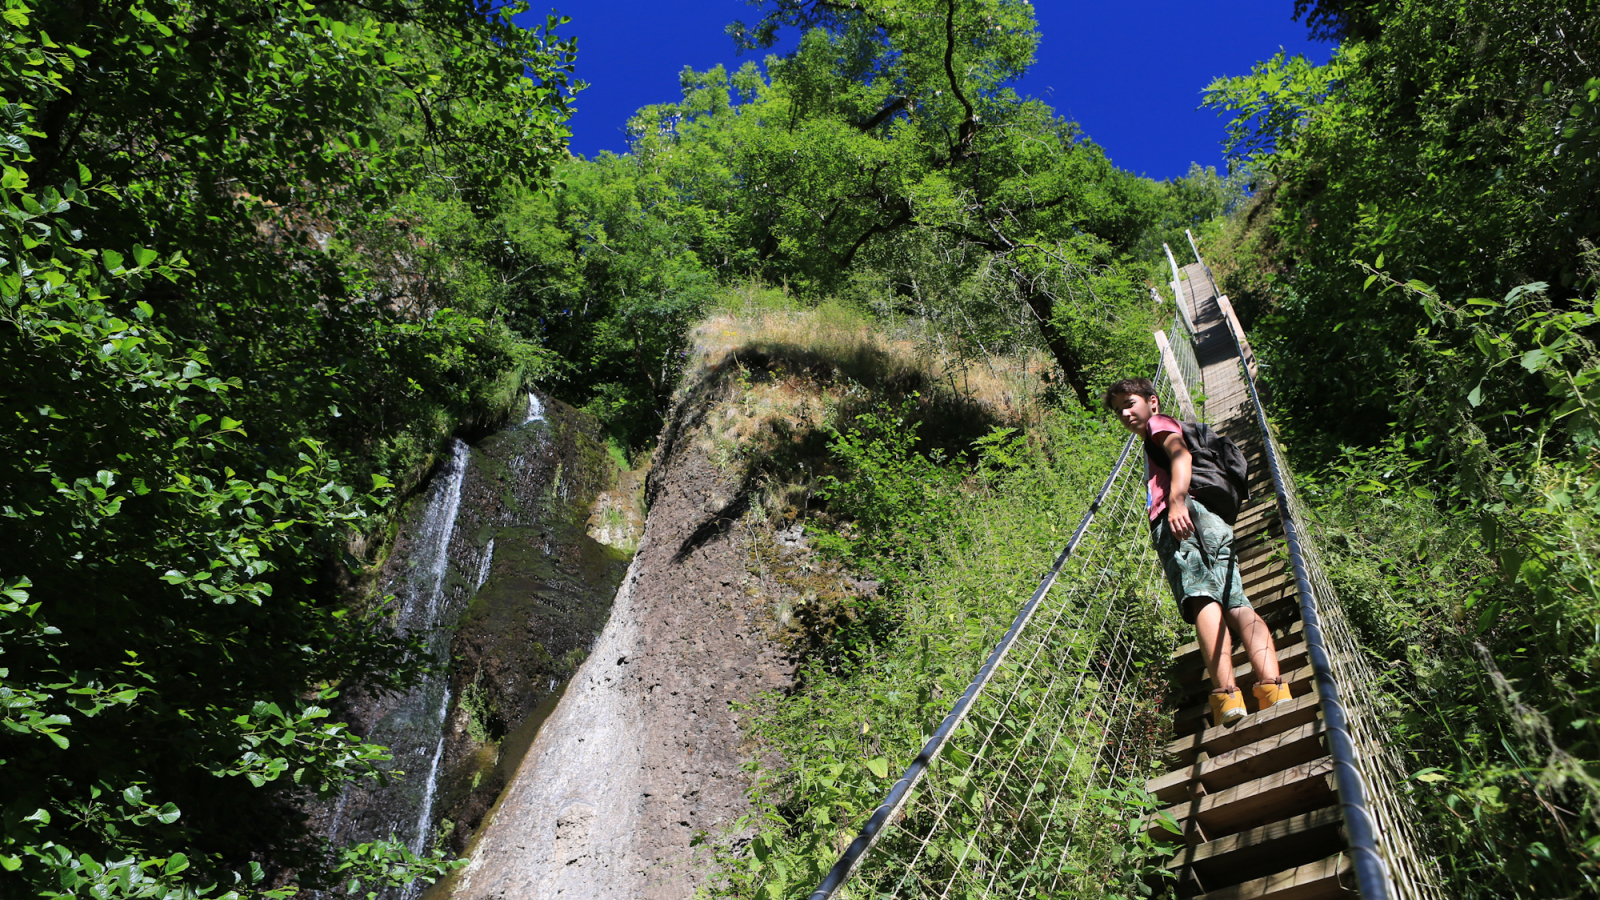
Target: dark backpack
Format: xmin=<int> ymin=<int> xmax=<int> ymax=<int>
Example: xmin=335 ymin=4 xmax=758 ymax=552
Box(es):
xmin=1144 ymin=422 xmax=1251 ymax=524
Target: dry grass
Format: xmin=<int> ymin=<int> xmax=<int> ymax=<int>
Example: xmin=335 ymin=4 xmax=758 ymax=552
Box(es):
xmin=682 ymin=286 xmax=1051 ymax=430
xmin=659 ymin=285 xmax=1054 ymax=528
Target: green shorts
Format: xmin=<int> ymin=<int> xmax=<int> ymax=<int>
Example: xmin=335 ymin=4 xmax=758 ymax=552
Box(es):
xmin=1150 ymin=498 xmax=1252 ymax=625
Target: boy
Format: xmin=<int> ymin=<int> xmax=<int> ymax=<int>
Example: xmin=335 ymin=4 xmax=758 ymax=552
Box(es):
xmin=1105 ymin=377 xmax=1292 ymax=726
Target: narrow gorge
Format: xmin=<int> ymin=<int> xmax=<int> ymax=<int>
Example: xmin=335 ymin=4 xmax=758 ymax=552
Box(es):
xmin=320 ymin=309 xmax=900 ymax=899
xmin=319 ymin=395 xmax=639 ymax=887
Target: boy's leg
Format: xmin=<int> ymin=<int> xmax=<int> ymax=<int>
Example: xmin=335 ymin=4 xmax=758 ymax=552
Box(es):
xmin=1224 ymin=605 xmax=1280 ymax=683
xmin=1194 ymin=598 xmax=1236 ymax=690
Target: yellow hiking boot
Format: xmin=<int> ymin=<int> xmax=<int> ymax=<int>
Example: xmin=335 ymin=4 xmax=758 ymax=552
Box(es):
xmin=1253 ymin=678 xmax=1293 ymax=712
xmin=1209 ymin=688 xmax=1246 ymax=727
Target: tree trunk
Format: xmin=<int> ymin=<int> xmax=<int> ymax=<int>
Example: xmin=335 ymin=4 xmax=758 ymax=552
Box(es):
xmin=1017 ymin=285 xmax=1093 ymax=410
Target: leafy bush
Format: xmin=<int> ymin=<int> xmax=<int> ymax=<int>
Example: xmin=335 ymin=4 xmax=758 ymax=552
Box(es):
xmin=1 ymin=0 xmax=574 ymax=894
xmin=714 ymin=403 xmax=1175 ymax=898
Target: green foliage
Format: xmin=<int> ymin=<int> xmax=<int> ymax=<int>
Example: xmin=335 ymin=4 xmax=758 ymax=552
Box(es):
xmin=713 ymin=407 xmax=1174 ymax=898
xmin=1206 ymin=2 xmax=1600 ymax=439
xmin=725 ymin=0 xmax=1163 ymax=405
xmin=1207 ymin=2 xmax=1600 ymax=894
xmin=1304 ymin=429 xmax=1600 ymax=897
xmin=813 ymin=399 xmax=962 ymax=580
xmin=1130 ymin=162 xmax=1254 ymax=269
xmin=526 ymin=1 xmax=1169 ymax=419
xmin=1 ymin=0 xmax=575 ymax=894
xmin=330 ymin=834 xmax=465 ymax=900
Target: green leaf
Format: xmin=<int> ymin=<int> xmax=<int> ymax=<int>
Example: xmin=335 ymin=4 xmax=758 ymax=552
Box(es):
xmin=865 ymin=757 xmax=890 ymax=778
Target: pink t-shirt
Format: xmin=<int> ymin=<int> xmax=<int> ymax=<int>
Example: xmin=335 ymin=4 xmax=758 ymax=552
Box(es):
xmin=1144 ymin=414 xmax=1184 ymax=522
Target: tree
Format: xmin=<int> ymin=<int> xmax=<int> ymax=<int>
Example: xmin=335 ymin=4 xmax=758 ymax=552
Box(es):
xmin=721 ymin=0 xmax=1161 ymax=406
xmin=1205 ymin=2 xmax=1600 ymax=894
xmin=1 ymin=0 xmax=575 ymax=894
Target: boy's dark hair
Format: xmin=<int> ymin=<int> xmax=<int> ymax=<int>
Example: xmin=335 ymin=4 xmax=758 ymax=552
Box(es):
xmin=1103 ymin=377 xmax=1158 ymax=411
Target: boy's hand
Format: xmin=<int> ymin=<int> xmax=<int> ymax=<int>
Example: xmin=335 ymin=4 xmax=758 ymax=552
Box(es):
xmin=1168 ymin=500 xmax=1195 ymax=541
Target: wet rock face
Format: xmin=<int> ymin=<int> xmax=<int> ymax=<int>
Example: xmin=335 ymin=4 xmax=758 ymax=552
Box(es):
xmin=447 ymin=421 xmax=800 ymax=900
xmin=437 ymin=401 xmax=635 ymax=853
xmin=321 ymin=396 xmax=633 ymax=871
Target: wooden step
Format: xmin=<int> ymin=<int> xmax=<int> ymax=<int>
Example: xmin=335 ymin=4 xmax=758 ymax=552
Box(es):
xmin=1193 ymin=850 xmax=1354 ymax=900
xmin=1165 ymin=691 xmax=1322 ymax=767
xmin=1172 ymin=807 xmax=1346 ymax=893
xmin=1152 ymin=756 xmax=1337 ymax=841
xmin=1232 ymin=501 xmax=1278 ymax=529
xmin=1169 ymin=596 xmax=1305 ymax=688
xmin=1172 ymin=665 xmax=1316 ymax=735
xmin=1247 ymin=581 xmax=1302 ymax=616
xmin=1172 ymin=608 xmax=1301 ymax=662
xmin=1162 ymin=586 xmax=1302 ymax=651
xmin=1147 ymin=719 xmax=1329 ymax=803
xmin=1234 ymin=530 xmax=1285 ymax=559
xmin=1236 ymin=524 xmax=1282 ymax=548
xmin=1241 ymin=559 xmax=1289 ymax=593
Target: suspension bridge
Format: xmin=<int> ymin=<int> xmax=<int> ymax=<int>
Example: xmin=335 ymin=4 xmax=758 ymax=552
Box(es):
xmin=803 ymin=237 xmax=1445 ymax=900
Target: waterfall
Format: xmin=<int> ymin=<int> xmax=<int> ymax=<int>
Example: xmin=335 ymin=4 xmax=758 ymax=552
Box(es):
xmin=396 ymin=440 xmax=470 ymax=627
xmin=324 ymin=440 xmax=470 ymax=880
xmin=475 ymin=539 xmax=495 ymax=591
xmin=315 ymin=396 xmax=633 ymax=898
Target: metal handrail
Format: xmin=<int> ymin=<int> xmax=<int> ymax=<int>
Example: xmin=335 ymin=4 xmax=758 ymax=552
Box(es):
xmin=1215 ymin=310 xmax=1397 ymax=900
xmin=805 ymin=373 xmax=1156 ymax=900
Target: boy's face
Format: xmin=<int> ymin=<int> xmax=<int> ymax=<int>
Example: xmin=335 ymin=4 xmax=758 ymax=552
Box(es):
xmin=1111 ymin=392 xmax=1159 ymax=437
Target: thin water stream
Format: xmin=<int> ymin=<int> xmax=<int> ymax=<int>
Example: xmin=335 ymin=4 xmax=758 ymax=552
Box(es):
xmin=317 ymin=392 xmax=633 ymax=897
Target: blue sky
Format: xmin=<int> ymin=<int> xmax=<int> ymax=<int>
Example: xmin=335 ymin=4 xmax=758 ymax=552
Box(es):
xmin=524 ymin=2 xmax=1332 ymax=182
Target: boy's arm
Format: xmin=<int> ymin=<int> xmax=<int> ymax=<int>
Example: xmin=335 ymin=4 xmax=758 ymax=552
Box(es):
xmin=1162 ymin=430 xmax=1195 ymax=540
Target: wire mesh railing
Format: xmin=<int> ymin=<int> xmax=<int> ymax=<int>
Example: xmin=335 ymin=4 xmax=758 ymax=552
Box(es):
xmin=1273 ymin=452 xmax=1446 ymax=900
xmin=1201 ymin=248 xmax=1446 ymax=900
xmin=804 ymin=249 xmax=1447 ymax=899
xmin=806 ymin=336 xmax=1201 ymax=900
xmin=1165 ymin=308 xmax=1203 ymax=418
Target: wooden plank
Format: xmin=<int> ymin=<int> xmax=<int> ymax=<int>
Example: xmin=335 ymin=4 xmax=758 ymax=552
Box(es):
xmin=1216 ymin=295 xmax=1259 ymax=380
xmin=1172 ymin=806 xmax=1344 ymax=883
xmin=1234 ymin=509 xmax=1281 ymax=535
xmin=1238 ymin=570 xmax=1296 ymax=601
xmin=1156 ymin=330 xmax=1199 ymax=421
xmin=1165 ymin=691 xmax=1322 ymax=767
xmin=1174 ymin=280 xmax=1197 ymax=333
xmin=1242 ymin=559 xmax=1290 ymax=590
xmin=1235 ymin=516 xmax=1285 ymax=541
xmin=1172 ymin=619 xmax=1306 ymax=673
xmin=1165 ymin=242 xmax=1197 ymax=332
xmin=1156 ymin=756 xmax=1337 ymax=840
xmin=1193 ymin=851 xmax=1354 ymax=900
xmin=1243 ymin=581 xmax=1301 ymax=612
xmin=1172 ymin=632 xmax=1308 ymax=690
xmin=1147 ymin=243 xmax=1360 ymax=900
xmin=1147 ymin=719 xmax=1329 ymax=803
